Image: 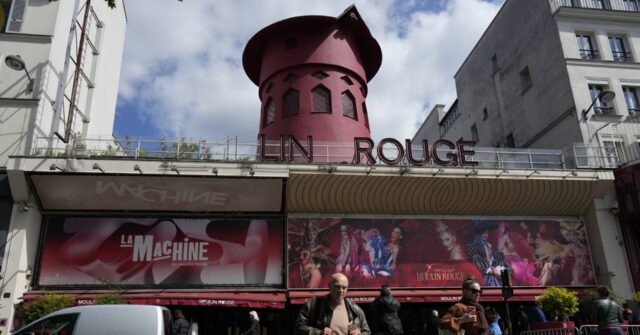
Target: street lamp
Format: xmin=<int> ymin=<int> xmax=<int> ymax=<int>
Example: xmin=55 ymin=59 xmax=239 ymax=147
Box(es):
xmin=582 ymin=90 xmax=615 ymax=120
xmin=4 ymin=55 xmax=34 ymax=92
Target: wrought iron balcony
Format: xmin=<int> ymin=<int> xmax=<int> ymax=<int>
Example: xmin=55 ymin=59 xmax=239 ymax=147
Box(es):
xmin=551 ymin=0 xmax=640 ymax=13
xmin=579 ymin=49 xmax=600 ymax=60
xmin=593 ymin=106 xmax=615 ymax=115
xmin=612 ymin=51 xmax=634 ymax=62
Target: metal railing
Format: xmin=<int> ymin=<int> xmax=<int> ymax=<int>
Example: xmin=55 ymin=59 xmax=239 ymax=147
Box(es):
xmin=613 ymin=51 xmax=634 ymax=62
xmin=550 ymin=0 xmax=640 ymax=12
xmin=28 ymin=136 xmax=575 ymax=170
xmin=579 ymin=49 xmax=600 ymax=60
xmin=522 ymin=325 xmax=640 ymax=335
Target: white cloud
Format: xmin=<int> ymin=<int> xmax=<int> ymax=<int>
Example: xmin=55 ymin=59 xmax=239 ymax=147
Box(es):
xmin=117 ymin=0 xmax=503 ymax=142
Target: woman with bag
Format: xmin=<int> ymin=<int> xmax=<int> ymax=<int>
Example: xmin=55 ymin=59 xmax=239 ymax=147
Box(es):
xmin=439 ymin=276 xmax=489 ymax=335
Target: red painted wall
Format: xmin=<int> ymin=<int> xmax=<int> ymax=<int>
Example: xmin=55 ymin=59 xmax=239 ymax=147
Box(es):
xmin=243 ymin=7 xmax=382 ymax=162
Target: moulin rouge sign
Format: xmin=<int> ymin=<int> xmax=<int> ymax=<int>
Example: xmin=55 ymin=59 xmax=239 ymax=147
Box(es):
xmin=258 ymin=134 xmax=478 ymax=166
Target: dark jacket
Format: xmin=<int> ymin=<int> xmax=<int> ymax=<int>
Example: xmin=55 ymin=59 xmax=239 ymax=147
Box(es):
xmin=371 ymin=295 xmax=404 ymax=335
xmin=296 ymin=294 xmax=371 ymax=335
xmin=241 ymin=319 xmax=260 ymax=335
xmin=591 ymin=298 xmax=623 ymax=327
xmin=173 ymin=317 xmax=190 ymax=335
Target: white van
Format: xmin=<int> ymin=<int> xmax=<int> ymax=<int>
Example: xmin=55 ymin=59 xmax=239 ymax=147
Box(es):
xmin=12 ymin=305 xmax=174 ymax=335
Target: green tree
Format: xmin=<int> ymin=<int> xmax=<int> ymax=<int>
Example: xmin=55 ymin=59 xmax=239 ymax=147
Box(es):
xmin=18 ymin=294 xmax=75 ymax=323
xmin=93 ymin=293 xmax=127 ymax=305
xmin=536 ymin=287 xmax=580 ymax=319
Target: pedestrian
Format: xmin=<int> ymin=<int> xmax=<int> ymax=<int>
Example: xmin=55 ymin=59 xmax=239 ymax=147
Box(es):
xmin=622 ymin=303 xmax=635 ymax=322
xmin=173 ymin=310 xmax=190 ymax=335
xmin=512 ymin=305 xmax=529 ymax=335
xmin=531 ymin=301 xmax=547 ymax=323
xmin=296 ymin=272 xmax=371 ymax=335
xmin=425 ymin=310 xmax=440 ymax=335
xmin=370 ymin=285 xmax=404 ymax=335
xmin=439 ymin=276 xmax=489 ymax=335
xmin=188 ymin=317 xmax=199 ymax=335
xmin=241 ymin=310 xmax=260 ymax=335
xmin=591 ymin=285 xmax=623 ymax=335
xmin=485 ymin=307 xmax=502 ymax=335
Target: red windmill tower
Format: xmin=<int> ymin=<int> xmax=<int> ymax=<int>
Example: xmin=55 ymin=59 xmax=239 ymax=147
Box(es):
xmin=243 ymin=5 xmax=382 ymax=163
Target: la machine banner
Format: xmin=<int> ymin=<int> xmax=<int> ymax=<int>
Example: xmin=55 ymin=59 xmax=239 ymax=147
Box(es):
xmin=39 ymin=217 xmax=283 ymax=286
xmin=288 ymin=218 xmax=595 ymax=289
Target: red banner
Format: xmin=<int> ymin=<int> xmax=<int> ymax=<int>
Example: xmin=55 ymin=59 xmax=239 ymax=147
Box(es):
xmin=39 ymin=217 xmax=283 ymax=286
xmin=287 ymin=218 xmax=595 ymax=289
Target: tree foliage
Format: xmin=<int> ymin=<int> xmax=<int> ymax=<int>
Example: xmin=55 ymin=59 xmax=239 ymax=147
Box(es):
xmin=93 ymin=293 xmax=127 ymax=305
xmin=536 ymin=287 xmax=580 ymax=317
xmin=19 ymin=294 xmax=75 ymax=323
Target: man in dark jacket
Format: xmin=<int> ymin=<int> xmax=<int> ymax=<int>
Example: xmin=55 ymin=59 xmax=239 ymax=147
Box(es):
xmin=173 ymin=310 xmax=190 ymax=335
xmin=591 ymin=286 xmax=623 ymax=335
xmin=370 ymin=285 xmax=404 ymax=335
xmin=296 ymin=272 xmax=370 ymax=335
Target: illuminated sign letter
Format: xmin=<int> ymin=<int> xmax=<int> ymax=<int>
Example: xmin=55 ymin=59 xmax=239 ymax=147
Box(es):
xmin=377 ymin=138 xmax=404 ymax=165
xmin=353 ymin=137 xmax=376 ymax=165
xmin=405 ymin=139 xmax=430 ymax=166
xmin=432 ymin=139 xmax=458 ymax=166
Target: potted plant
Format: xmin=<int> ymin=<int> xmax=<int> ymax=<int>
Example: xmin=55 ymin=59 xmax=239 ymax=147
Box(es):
xmin=533 ymin=287 xmax=579 ymax=330
xmin=17 ymin=294 xmax=75 ymax=323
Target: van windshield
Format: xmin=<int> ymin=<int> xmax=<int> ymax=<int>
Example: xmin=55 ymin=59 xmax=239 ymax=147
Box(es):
xmin=14 ymin=313 xmax=78 ymax=335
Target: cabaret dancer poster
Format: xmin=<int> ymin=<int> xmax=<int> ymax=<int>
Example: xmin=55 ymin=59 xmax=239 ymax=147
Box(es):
xmin=287 ymin=218 xmax=595 ymax=289
xmin=39 ymin=217 xmax=283 ymax=286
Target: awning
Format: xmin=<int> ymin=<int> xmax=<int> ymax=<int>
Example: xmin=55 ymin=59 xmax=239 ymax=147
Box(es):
xmin=20 ymin=291 xmax=287 ymax=309
xmin=288 ymin=288 xmax=544 ymax=304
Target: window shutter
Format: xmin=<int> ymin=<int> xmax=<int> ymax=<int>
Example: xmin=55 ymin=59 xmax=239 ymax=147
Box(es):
xmin=7 ymin=0 xmax=27 ymax=33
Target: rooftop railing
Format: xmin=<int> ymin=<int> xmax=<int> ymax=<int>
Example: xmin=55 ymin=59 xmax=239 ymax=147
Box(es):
xmin=550 ymin=0 xmax=640 ymax=13
xmin=28 ymin=136 xmax=621 ymax=171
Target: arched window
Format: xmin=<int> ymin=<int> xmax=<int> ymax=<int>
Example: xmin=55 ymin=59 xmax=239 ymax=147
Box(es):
xmin=312 ymin=85 xmax=331 ymax=114
xmin=283 ymin=89 xmax=299 ymax=117
xmin=341 ymin=91 xmax=356 ymax=119
xmin=264 ymin=98 xmax=275 ymax=126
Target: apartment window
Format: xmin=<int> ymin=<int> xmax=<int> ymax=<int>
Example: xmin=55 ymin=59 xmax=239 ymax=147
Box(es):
xmin=520 ymin=67 xmax=533 ymax=93
xmin=585 ymin=0 xmax=605 ymax=9
xmin=609 ymin=36 xmax=633 ymax=62
xmin=341 ymin=76 xmax=354 ymax=86
xmin=602 ymin=139 xmax=625 ymax=167
xmin=623 ymin=86 xmax=640 ymax=116
xmin=3 ymin=0 xmax=27 ymax=32
xmin=471 ymin=123 xmax=479 ymax=142
xmin=283 ymin=89 xmax=299 ymax=117
xmin=560 ymin=0 xmax=575 ymax=6
xmin=576 ymin=33 xmax=599 ymax=60
xmin=263 ymin=98 xmax=275 ymax=126
xmin=623 ymin=0 xmax=639 ymax=11
xmin=341 ymin=91 xmax=356 ymax=119
xmin=589 ymin=84 xmax=614 ymax=115
xmin=312 ymin=85 xmax=331 ymax=114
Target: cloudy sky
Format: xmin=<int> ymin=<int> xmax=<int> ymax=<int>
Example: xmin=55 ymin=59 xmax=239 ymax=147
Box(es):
xmin=114 ymin=0 xmax=505 ymax=143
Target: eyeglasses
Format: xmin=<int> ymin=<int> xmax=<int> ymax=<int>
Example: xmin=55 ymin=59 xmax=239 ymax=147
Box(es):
xmin=467 ymin=288 xmax=482 ymax=294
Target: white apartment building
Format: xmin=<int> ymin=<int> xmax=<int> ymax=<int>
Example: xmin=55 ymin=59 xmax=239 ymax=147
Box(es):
xmin=0 ymin=1 xmax=126 ymax=332
xmin=414 ymin=0 xmax=640 ymax=298
xmin=0 ymin=0 xmax=126 ymax=168
xmin=416 ymin=0 xmax=640 ymax=169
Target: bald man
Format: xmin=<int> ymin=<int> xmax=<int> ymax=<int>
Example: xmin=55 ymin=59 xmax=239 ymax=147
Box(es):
xmin=296 ymin=272 xmax=370 ymax=335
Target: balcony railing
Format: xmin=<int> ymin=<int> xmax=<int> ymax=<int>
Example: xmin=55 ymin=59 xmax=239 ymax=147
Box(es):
xmin=612 ymin=50 xmax=634 ymax=62
xmin=579 ymin=49 xmax=600 ymax=60
xmin=550 ymin=0 xmax=640 ymax=12
xmin=593 ymin=106 xmax=615 ymax=115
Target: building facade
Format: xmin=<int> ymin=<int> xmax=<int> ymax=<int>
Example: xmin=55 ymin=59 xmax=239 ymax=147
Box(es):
xmin=414 ymin=0 xmax=639 ymax=297
xmin=0 ymin=0 xmax=126 ymax=332
xmin=0 ymin=3 xmax=632 ymax=335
